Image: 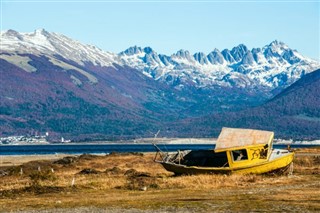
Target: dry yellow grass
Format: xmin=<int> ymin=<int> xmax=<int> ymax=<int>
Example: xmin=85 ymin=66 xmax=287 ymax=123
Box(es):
xmin=0 ymin=148 xmax=319 ymax=212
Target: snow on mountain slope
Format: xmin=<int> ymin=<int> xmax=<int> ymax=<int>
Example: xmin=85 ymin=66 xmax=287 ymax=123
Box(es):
xmin=1 ymin=29 xmax=319 ymax=91
xmin=1 ymin=29 xmax=118 ymax=67
xmin=120 ymin=41 xmax=319 ymax=90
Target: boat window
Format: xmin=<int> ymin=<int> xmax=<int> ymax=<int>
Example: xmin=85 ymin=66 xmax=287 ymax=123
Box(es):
xmin=232 ymin=149 xmax=248 ymax=161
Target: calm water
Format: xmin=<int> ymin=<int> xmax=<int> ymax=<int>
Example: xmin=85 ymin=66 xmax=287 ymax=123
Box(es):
xmin=0 ymin=144 xmax=318 ymax=155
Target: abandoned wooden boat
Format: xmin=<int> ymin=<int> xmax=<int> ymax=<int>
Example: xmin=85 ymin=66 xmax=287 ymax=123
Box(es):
xmin=154 ymin=127 xmax=294 ymax=175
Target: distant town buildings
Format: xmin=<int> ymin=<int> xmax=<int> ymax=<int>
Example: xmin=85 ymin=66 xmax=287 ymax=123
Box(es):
xmin=0 ymin=132 xmax=71 ymax=145
xmin=0 ymin=135 xmax=49 ymax=145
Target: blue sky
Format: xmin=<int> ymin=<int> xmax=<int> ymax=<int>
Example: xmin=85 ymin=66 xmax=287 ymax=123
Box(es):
xmin=1 ymin=0 xmax=319 ymax=60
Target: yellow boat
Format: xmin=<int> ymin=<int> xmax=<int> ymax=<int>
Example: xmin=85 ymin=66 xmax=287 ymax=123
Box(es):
xmin=154 ymin=127 xmax=294 ymax=175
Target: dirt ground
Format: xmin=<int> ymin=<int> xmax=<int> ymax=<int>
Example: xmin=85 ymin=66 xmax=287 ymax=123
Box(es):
xmin=0 ymin=148 xmax=319 ymax=212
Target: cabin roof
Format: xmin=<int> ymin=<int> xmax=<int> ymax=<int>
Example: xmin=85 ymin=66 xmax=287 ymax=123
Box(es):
xmin=215 ymin=127 xmax=274 ymax=152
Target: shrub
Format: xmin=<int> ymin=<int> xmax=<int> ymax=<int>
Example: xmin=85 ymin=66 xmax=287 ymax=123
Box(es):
xmin=29 ymin=170 xmax=57 ymax=187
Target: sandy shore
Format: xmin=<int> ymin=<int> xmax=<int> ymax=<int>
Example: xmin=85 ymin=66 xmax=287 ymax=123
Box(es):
xmin=0 ymin=154 xmax=73 ymax=167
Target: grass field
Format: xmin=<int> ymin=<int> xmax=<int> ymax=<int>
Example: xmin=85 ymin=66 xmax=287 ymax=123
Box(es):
xmin=0 ymin=148 xmax=319 ymax=212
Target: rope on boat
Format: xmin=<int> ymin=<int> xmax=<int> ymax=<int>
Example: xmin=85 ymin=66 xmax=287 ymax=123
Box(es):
xmin=152 ymin=130 xmax=169 ymax=162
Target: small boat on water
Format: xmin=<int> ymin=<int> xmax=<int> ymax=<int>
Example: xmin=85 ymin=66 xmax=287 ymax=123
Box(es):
xmin=154 ymin=127 xmax=294 ymax=175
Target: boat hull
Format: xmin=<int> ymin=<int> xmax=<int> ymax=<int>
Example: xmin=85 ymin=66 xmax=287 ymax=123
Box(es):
xmin=160 ymin=152 xmax=294 ymax=175
xmin=161 ymin=162 xmax=231 ymax=175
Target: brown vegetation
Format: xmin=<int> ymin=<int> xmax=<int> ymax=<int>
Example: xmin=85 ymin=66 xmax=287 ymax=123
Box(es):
xmin=0 ymin=148 xmax=319 ymax=212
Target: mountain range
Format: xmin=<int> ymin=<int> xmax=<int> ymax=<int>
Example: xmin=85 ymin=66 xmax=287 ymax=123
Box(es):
xmin=0 ymin=29 xmax=319 ymax=140
xmin=2 ymin=29 xmax=319 ymax=91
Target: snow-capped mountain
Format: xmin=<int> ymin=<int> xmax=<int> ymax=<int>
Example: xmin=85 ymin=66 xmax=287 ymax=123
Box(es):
xmin=1 ymin=29 xmax=118 ymax=68
xmin=119 ymin=41 xmax=319 ymax=90
xmin=1 ymin=29 xmax=319 ymax=91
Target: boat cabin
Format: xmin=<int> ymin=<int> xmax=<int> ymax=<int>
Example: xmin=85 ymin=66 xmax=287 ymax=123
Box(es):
xmin=214 ymin=127 xmax=274 ymax=169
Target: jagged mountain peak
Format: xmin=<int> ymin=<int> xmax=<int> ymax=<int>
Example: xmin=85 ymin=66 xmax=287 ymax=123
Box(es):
xmin=143 ymin=46 xmax=155 ymax=54
xmin=221 ymin=49 xmax=235 ymax=63
xmin=212 ymin=48 xmax=221 ymax=53
xmin=120 ymin=46 xmax=156 ymax=55
xmin=230 ymin=44 xmax=248 ymax=61
xmin=2 ymin=28 xmax=55 ymax=39
xmin=174 ymin=49 xmax=191 ymax=58
xmin=193 ymin=52 xmax=209 ymax=64
xmin=120 ymin=45 xmax=142 ymax=56
xmin=241 ymin=51 xmax=256 ymax=66
xmin=235 ymin=43 xmax=248 ymax=49
xmin=1 ymin=29 xmax=24 ymax=42
xmin=263 ymin=40 xmax=290 ymax=56
xmin=33 ymin=28 xmax=50 ymax=36
xmin=208 ymin=49 xmax=225 ymax=65
xmin=231 ymin=43 xmax=248 ymax=51
xmin=269 ymin=39 xmax=287 ymax=47
xmin=2 ymin=29 xmax=20 ymax=36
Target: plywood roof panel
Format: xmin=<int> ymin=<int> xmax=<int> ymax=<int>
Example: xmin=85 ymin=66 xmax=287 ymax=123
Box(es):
xmin=215 ymin=127 xmax=274 ymax=152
